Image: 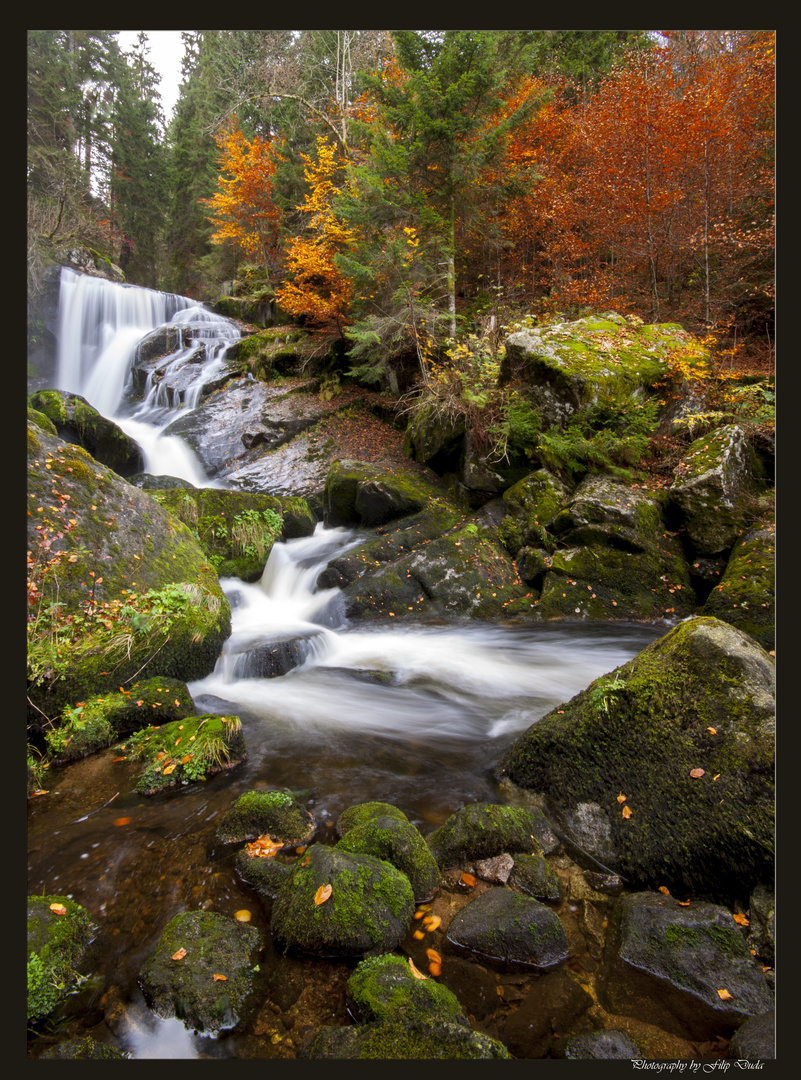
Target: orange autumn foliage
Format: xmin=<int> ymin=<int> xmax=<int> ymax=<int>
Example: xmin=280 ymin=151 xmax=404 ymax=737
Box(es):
xmin=202 ymin=120 xmax=281 ymax=273
xmin=276 ymin=137 xmax=355 ymax=332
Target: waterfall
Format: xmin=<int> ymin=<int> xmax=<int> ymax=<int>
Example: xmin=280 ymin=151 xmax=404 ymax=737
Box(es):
xmin=54 ymin=267 xmax=240 ymax=483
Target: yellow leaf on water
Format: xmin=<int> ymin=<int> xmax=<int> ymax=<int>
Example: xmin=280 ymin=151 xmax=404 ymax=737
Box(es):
xmin=234 ymin=910 xmax=252 ymax=923
xmin=413 ymin=929 xmax=425 ymax=940
xmin=460 ymin=872 xmax=476 ymax=887
xmin=717 ymin=988 xmax=733 ymax=1001
xmin=426 ymin=948 xmax=441 ymax=964
xmin=314 ymin=883 xmax=333 ymax=905
xmin=423 ymin=915 xmax=441 ymax=932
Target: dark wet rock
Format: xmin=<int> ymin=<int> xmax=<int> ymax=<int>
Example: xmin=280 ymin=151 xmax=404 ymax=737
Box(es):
xmin=129 ymin=472 xmax=197 ymax=490
xmin=701 ymin=525 xmax=775 ymax=651
xmin=227 ymin=629 xmax=326 ymax=679
xmin=271 ymin=844 xmax=415 ymax=958
xmin=139 ymin=910 xmax=260 ymax=1034
xmin=564 ymin=1029 xmax=642 ymax=1059
xmin=502 ymin=968 xmax=594 ymax=1058
xmin=499 ymin=469 xmax=571 ymax=558
xmin=508 ymin=853 xmax=561 ymax=902
xmin=121 ymin=715 xmax=247 ymax=796
xmin=403 ymin=401 xmax=466 ymax=473
xmin=472 ymin=853 xmax=514 ymax=884
xmin=600 ymin=892 xmax=773 ymax=1041
xmin=27 ymin=425 xmax=231 ymax=726
xmin=216 ymin=789 xmax=315 ymax=847
xmin=346 ymin=953 xmax=468 ymax=1027
xmin=27 ymin=895 xmax=95 ymax=1024
xmin=335 ymin=801 xmax=410 ymax=837
xmin=38 ymin=1037 xmax=128 ymax=1059
xmin=44 ymin=677 xmax=196 ymax=763
xmin=426 ymin=802 xmax=559 ymax=869
xmin=746 ymin=884 xmax=775 ymax=965
xmin=302 ymin=1018 xmax=511 ymax=1059
xmin=234 ymin=847 xmax=293 ymax=900
xmin=29 ymin=389 xmax=144 ymax=477
xmin=729 ymin=1012 xmax=775 ymax=1060
xmin=324 ymin=459 xmax=435 ymax=528
xmin=496 ymin=617 xmax=774 ymax=903
xmin=446 ymin=887 xmax=570 ymax=971
xmin=336 ymin=814 xmax=441 ymax=903
xmin=435 ymin=956 xmax=497 ymax=1021
xmin=668 ymin=424 xmax=761 ymax=555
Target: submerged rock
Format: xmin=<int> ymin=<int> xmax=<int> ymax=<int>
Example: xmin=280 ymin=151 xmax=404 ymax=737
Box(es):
xmin=139 ymin=910 xmax=260 ymax=1034
xmin=600 ymin=892 xmax=773 ymax=1040
xmin=270 ymin=844 xmax=415 ymax=958
xmin=215 ymin=789 xmax=315 ymax=847
xmin=496 ymin=617 xmax=774 ymax=903
xmin=446 ymin=887 xmax=570 ymax=971
xmin=301 ymin=1018 xmax=511 ymax=1059
xmin=501 ymin=967 xmax=594 ymax=1059
xmin=508 ymin=853 xmax=561 ymax=902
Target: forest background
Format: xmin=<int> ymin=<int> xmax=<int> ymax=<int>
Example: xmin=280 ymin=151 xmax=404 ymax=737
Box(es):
xmin=26 ymin=30 xmax=775 ymax=425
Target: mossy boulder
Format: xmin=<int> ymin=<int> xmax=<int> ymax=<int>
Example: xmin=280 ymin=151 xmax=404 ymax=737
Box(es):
xmin=346 ymin=953 xmax=468 ymax=1027
xmin=499 ymin=314 xmax=681 ymax=428
xmin=600 ymin=892 xmax=773 ymax=1040
xmin=225 ymin=326 xmax=308 ymax=377
xmin=215 ymin=789 xmax=315 ymax=847
xmin=403 ymin=401 xmax=466 ymax=473
xmin=234 ymin=847 xmax=294 ymax=900
xmin=336 ymin=814 xmax=441 ymax=903
xmin=120 ymin=715 xmax=246 ymax=796
xmin=508 ymin=853 xmax=562 ymax=903
xmin=27 ymin=895 xmax=95 ymax=1024
xmin=668 ymin=424 xmax=760 ymax=555
xmin=28 ymin=404 xmax=58 ymax=436
xmin=27 ymin=425 xmax=231 ymax=725
xmin=498 ymin=468 xmax=572 ymax=556
xmin=148 ymin=486 xmax=315 ymax=581
xmin=44 ymin=677 xmax=195 ymax=763
xmin=302 ymin=1019 xmax=511 ymax=1059
xmin=28 ymin=390 xmax=144 ymax=477
xmin=270 ymin=844 xmax=415 ymax=958
xmin=139 ymin=910 xmax=260 ymax=1034
xmin=426 ymin=802 xmax=558 ymax=869
xmin=324 ymin=458 xmax=442 ymax=528
xmin=336 ymin=801 xmax=410 ymax=837
xmin=496 ymin=617 xmax=775 ymax=903
xmin=445 ymin=887 xmax=570 ymax=971
xmin=701 ymin=525 xmax=775 ymax=651
xmin=38 ymin=1037 xmax=128 ymax=1059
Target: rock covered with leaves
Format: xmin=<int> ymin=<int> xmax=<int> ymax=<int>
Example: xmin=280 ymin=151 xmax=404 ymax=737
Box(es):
xmin=496 ymin=616 xmax=775 ymax=904
xmin=120 ymin=714 xmax=246 ymax=796
xmin=215 ymin=788 xmax=315 ymax=847
xmin=139 ymin=910 xmax=260 ymax=1034
xmin=600 ymin=892 xmax=773 ymax=1040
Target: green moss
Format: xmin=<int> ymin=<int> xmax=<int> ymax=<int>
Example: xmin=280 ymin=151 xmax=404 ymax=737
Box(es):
xmin=120 ymin=714 xmax=245 ymax=795
xmin=27 ymin=895 xmax=94 ymax=1024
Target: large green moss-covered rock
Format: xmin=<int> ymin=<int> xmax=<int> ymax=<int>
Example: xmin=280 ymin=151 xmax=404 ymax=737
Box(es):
xmin=701 ymin=525 xmax=775 ymax=651
xmin=336 ymin=814 xmax=441 ymax=903
xmin=496 ymin=617 xmax=774 ymax=903
xmin=324 ymin=458 xmax=446 ymax=528
xmin=302 ymin=1019 xmax=511 ymax=1059
xmin=346 ymin=953 xmax=468 ymax=1027
xmin=215 ymin=789 xmax=314 ymax=847
xmin=271 ymin=844 xmax=415 ymax=958
xmin=27 ymin=895 xmax=95 ymax=1024
xmin=668 ymin=424 xmax=760 ymax=555
xmin=28 ymin=390 xmax=144 ymax=477
xmin=120 ymin=714 xmax=246 ymax=796
xmin=499 ymin=469 xmax=572 ymax=556
xmin=139 ymin=910 xmax=260 ymax=1034
xmin=403 ymin=401 xmax=466 ymax=473
xmin=27 ymin=425 xmax=231 ymax=725
xmin=426 ymin=802 xmax=558 ymax=869
xmin=600 ymin=892 xmax=773 ymax=1040
xmin=446 ymin=887 xmax=570 ymax=971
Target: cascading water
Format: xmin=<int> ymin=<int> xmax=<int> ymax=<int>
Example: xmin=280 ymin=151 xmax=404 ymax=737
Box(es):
xmin=55 ymin=267 xmax=240 ymax=484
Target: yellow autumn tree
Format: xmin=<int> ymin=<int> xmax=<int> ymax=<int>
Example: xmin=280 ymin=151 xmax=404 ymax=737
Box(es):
xmin=202 ymin=120 xmax=281 ymax=277
xmin=276 ymin=137 xmax=355 ymax=332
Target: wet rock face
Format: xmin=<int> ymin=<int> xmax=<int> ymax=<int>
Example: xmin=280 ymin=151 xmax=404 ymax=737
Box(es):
xmin=701 ymin=525 xmax=775 ymax=651
xmin=139 ymin=910 xmax=260 ymax=1034
xmin=446 ymin=887 xmax=570 ymax=972
xmin=496 ymin=617 xmax=774 ymax=904
xmin=601 ymin=892 xmax=773 ymax=1041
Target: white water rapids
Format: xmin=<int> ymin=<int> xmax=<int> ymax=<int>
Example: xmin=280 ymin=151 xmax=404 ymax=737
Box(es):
xmin=51 ymin=267 xmax=662 ymax=812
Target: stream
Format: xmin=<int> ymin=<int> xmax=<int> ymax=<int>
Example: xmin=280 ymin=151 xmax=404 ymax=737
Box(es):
xmin=28 ymin=269 xmax=665 ymax=1058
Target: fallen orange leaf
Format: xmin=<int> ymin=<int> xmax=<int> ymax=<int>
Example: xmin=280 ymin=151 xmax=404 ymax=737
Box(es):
xmin=49 ymin=903 xmax=67 ymax=915
xmin=113 ymin=817 xmax=132 ymax=827
xmin=690 ymin=768 xmax=705 ymax=778
xmin=423 ymin=915 xmax=441 ymax=932
xmin=413 ymin=929 xmax=425 ymax=941
xmin=246 ymin=835 xmax=283 ymax=858
xmin=460 ymin=872 xmax=476 ymax=887
xmin=676 ymin=900 xmax=691 ymax=907
xmin=181 ymin=755 xmax=192 ymax=764
xmin=717 ymin=989 xmax=733 ymax=1001
xmin=425 ymin=948 xmax=441 ymax=964
xmin=234 ymin=910 xmax=251 ymax=923
xmin=617 ymin=793 xmax=627 ymax=804
xmin=428 ymin=962 xmax=442 ymax=977
xmin=162 ymin=763 xmax=177 ymax=775
xmin=732 ymin=913 xmax=750 ymax=927
xmin=212 ymin=974 xmax=227 ymax=982
xmin=112 ymin=756 xmax=127 ymax=762
xmin=171 ymin=948 xmax=187 ymax=961
xmin=707 ymin=727 xmax=717 ymax=735
xmin=659 ymin=886 xmax=671 ymax=896
xmin=408 ymin=958 xmax=428 ymax=980
xmin=622 ymin=805 xmax=633 ymax=819
xmin=314 ymin=883 xmax=333 ymax=905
